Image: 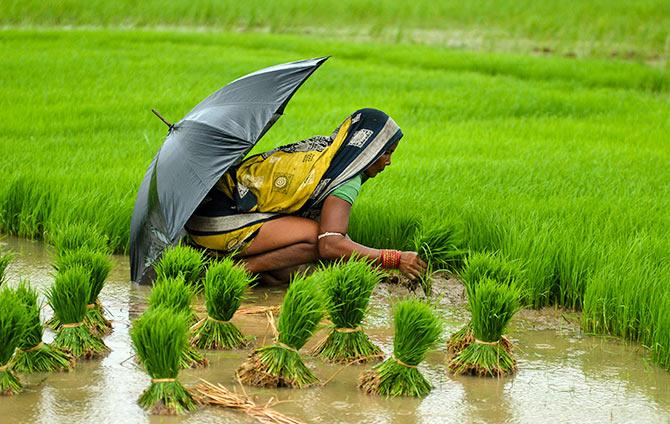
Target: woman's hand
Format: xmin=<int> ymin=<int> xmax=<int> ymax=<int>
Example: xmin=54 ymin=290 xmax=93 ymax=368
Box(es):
xmin=399 ymin=251 xmax=427 ymax=280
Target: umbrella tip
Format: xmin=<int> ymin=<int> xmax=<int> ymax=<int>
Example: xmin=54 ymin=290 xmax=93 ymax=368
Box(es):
xmin=151 ymin=108 xmax=173 ymax=129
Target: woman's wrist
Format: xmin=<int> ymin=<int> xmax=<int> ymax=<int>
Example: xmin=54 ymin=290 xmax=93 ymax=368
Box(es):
xmin=380 ymin=249 xmax=401 ymax=269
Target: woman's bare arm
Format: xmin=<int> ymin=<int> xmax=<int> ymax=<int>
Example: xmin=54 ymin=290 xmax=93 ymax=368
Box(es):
xmin=317 ymin=195 xmax=426 ymax=279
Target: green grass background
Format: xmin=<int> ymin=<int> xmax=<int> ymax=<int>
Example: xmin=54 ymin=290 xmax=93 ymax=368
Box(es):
xmin=1 ymin=3 xmax=669 ymax=370
xmin=3 ymin=0 xmax=669 ymax=61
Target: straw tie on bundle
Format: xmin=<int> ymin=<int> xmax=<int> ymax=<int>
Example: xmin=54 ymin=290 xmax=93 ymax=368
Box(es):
xmin=0 ymin=288 xmax=29 ymax=395
xmin=311 ymin=257 xmax=383 ymax=364
xmin=448 ymin=252 xmax=524 ymax=356
xmin=51 ymin=248 xmax=113 ymax=336
xmin=49 ymin=267 xmax=108 ymax=359
xmin=448 ymin=277 xmax=521 ymax=377
xmin=190 ymin=258 xmax=253 ymax=350
xmin=237 ymin=274 xmax=324 ymax=388
xmin=131 ymin=307 xmax=197 ymax=415
xmin=147 ymin=276 xmax=207 ymax=368
xmin=12 ymin=281 xmax=74 ymax=373
xmin=359 ymin=299 xmax=441 ymax=397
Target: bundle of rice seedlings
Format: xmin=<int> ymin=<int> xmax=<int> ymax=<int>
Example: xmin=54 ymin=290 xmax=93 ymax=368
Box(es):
xmin=12 ymin=281 xmax=73 ymax=373
xmin=52 ymin=248 xmax=113 ymax=335
xmin=311 ymin=257 xmax=383 ymax=364
xmin=154 ymin=245 xmax=206 ymax=291
xmin=48 ymin=222 xmax=110 ymax=256
xmin=359 ymin=299 xmax=441 ymax=397
xmin=448 ymin=251 xmax=524 ymax=355
xmin=448 ymin=278 xmax=521 ymax=377
xmin=131 ymin=307 xmax=197 ymax=415
xmin=48 ymin=266 xmax=108 ymax=359
xmin=237 ymin=274 xmax=324 ymax=388
xmin=0 ymin=288 xmax=28 ymax=395
xmin=147 ymin=277 xmax=206 ymax=368
xmin=413 ymin=223 xmax=466 ymax=296
xmin=190 ymin=258 xmax=253 ymax=350
xmin=0 ymin=249 xmax=14 ymax=286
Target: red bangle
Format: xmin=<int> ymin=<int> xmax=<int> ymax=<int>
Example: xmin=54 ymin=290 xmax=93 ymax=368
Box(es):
xmin=381 ymin=249 xmax=401 ymax=269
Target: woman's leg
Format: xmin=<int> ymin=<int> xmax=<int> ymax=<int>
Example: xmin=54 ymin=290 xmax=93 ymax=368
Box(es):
xmin=239 ymin=216 xmax=319 ymax=276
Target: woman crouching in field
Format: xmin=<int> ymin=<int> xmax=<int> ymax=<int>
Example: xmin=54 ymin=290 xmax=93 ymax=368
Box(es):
xmin=185 ymin=108 xmax=426 ymax=284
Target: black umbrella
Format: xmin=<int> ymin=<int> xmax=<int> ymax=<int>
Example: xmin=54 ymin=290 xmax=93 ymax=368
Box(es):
xmin=130 ymin=57 xmax=329 ymax=283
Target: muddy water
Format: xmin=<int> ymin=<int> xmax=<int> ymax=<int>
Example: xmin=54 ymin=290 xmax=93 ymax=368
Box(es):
xmin=1 ymin=237 xmax=670 ymax=424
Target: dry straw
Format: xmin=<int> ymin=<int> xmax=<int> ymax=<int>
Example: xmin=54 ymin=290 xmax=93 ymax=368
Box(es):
xmin=192 ymin=379 xmax=304 ymax=424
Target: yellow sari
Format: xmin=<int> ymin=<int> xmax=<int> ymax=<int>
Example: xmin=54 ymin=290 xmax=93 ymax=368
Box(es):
xmin=186 ymin=108 xmax=401 ymax=252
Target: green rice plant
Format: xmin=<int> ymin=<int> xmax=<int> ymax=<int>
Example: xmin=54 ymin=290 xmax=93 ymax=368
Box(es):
xmin=237 ymin=274 xmax=324 ymax=388
xmin=12 ymin=281 xmax=74 ymax=373
xmin=131 ymin=307 xmax=197 ymax=415
xmin=0 ymin=288 xmax=28 ymax=395
xmin=448 ymin=251 xmax=525 ymax=354
xmin=359 ymin=299 xmax=441 ymax=397
xmin=0 ymin=249 xmax=14 ymax=286
xmin=147 ymin=276 xmax=197 ymax=322
xmin=48 ymin=266 xmax=108 ymax=359
xmin=48 ymin=222 xmax=110 ymax=256
xmin=311 ymin=257 xmax=383 ymax=363
xmin=147 ymin=276 xmax=206 ymax=368
xmin=448 ymin=278 xmax=521 ymax=377
xmin=413 ymin=222 xmax=466 ymax=296
xmin=154 ymin=245 xmax=206 ymax=292
xmin=190 ymin=257 xmax=253 ymax=350
xmin=52 ymin=248 xmax=113 ymax=335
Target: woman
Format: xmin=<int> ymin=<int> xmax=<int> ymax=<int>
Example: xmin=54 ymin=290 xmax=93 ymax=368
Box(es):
xmin=185 ymin=108 xmax=426 ymax=283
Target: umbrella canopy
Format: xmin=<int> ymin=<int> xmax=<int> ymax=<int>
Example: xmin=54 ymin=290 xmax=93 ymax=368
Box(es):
xmin=130 ymin=57 xmax=328 ymax=283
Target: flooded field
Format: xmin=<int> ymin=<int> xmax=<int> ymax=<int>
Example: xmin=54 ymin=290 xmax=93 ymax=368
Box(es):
xmin=1 ymin=236 xmax=670 ymax=424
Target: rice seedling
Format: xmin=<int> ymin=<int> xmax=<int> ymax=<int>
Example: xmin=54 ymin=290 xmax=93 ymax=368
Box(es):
xmin=0 ymin=288 xmax=28 ymax=395
xmin=48 ymin=222 xmax=110 ymax=256
xmin=237 ymin=274 xmax=324 ymax=388
xmin=52 ymin=247 xmax=113 ymax=335
xmin=147 ymin=276 xmax=206 ymax=368
xmin=0 ymin=249 xmax=13 ymax=286
xmin=311 ymin=257 xmax=383 ymax=363
xmin=2 ymin=26 xmax=670 ymax=370
xmin=131 ymin=307 xmax=197 ymax=415
xmin=448 ymin=277 xmax=521 ymax=377
xmin=48 ymin=266 xmax=108 ymax=359
xmin=412 ymin=222 xmax=466 ymax=296
xmin=190 ymin=257 xmax=253 ymax=350
xmin=448 ymin=251 xmax=525 ymax=355
xmin=154 ymin=245 xmax=206 ymax=291
xmin=359 ymin=299 xmax=441 ymax=397
xmin=12 ymin=280 xmax=74 ymax=373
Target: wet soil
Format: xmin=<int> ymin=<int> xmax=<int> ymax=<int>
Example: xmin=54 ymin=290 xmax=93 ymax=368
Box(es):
xmin=1 ymin=236 xmax=670 ymax=424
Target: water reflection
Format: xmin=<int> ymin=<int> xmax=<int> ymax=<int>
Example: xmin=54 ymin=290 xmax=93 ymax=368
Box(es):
xmin=1 ymin=236 xmax=670 ymax=424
